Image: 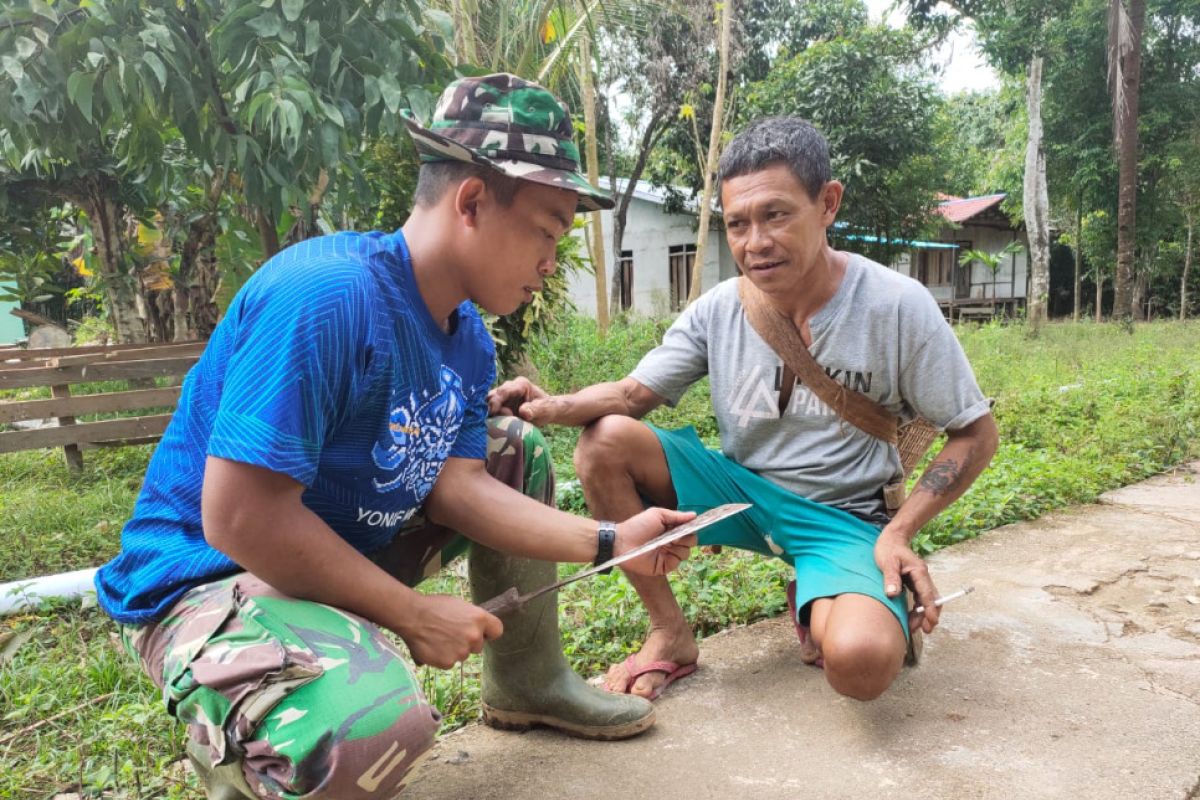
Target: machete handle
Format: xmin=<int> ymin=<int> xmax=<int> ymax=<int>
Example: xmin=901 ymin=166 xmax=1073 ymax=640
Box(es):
xmin=479 ymin=587 xmax=522 ymax=617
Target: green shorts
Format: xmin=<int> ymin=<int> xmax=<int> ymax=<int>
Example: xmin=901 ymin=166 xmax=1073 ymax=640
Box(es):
xmin=650 ymin=425 xmax=909 ymax=639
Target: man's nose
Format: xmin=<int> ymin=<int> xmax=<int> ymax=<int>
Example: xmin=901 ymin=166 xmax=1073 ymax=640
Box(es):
xmin=747 ymin=222 xmax=773 ymax=252
xmin=537 ymin=255 xmax=557 ymax=277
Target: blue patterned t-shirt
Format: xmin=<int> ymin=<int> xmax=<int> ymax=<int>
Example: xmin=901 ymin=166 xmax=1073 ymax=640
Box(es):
xmin=95 ymin=229 xmax=495 ymax=625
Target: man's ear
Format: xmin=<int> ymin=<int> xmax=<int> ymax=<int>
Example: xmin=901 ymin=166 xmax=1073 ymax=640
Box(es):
xmin=454 ymin=176 xmax=488 ymax=229
xmin=820 ymin=180 xmax=844 ymax=224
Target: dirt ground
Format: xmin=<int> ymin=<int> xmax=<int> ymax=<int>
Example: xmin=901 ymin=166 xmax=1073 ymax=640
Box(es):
xmin=405 ymin=463 xmax=1200 ymax=800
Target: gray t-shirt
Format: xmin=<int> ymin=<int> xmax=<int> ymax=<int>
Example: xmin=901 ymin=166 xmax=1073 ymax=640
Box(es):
xmin=630 ymin=254 xmax=990 ymax=521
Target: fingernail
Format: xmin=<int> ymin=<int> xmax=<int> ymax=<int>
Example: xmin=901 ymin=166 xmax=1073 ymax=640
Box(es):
xmin=886 ymin=584 xmax=898 ymax=594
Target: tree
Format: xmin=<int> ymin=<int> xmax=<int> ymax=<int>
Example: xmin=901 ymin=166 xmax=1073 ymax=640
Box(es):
xmin=599 ymin=0 xmax=711 ymax=317
xmin=1024 ymin=55 xmax=1051 ymax=329
xmin=741 ymin=19 xmax=946 ymax=265
xmin=649 ymin=0 xmax=926 ymax=236
xmin=577 ymin=32 xmax=610 ymax=331
xmin=935 ymin=89 xmax=1009 ymax=198
xmin=0 ymin=0 xmax=452 ymax=342
xmin=1178 ymin=215 xmax=1193 ymax=320
xmin=0 ymin=0 xmax=173 ymax=342
xmin=906 ymin=0 xmax=1071 ymax=328
xmin=1078 ymin=208 xmax=1118 ymax=320
xmin=153 ymin=157 xmax=240 ymax=340
xmin=0 ymin=204 xmax=72 ymax=306
xmin=739 ymin=0 xmax=870 ymax=84
xmin=1039 ymin=0 xmax=1114 ymax=321
xmin=1164 ymin=132 xmax=1200 ymax=320
xmin=150 ymin=0 xmax=453 ymax=282
xmin=1107 ymin=0 xmax=1145 ymax=320
xmin=1120 ymin=0 xmax=1200 ymax=320
xmin=537 ymin=2 xmax=617 ymax=331
xmin=920 ymin=0 xmax=1200 ymax=323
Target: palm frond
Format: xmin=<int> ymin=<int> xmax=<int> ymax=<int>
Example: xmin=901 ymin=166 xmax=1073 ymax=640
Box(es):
xmin=510 ymin=0 xmax=559 ymax=77
xmin=537 ymin=0 xmax=602 ymax=84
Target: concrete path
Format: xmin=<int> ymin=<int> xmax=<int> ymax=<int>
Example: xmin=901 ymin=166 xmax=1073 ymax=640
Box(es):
xmin=407 ymin=463 xmax=1200 ymax=800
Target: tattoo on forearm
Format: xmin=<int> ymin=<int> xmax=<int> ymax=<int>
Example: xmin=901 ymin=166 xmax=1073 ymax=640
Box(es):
xmin=917 ymin=459 xmax=963 ymax=496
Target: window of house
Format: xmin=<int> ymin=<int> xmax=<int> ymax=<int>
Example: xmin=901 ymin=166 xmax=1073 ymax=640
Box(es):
xmin=915 ymin=248 xmax=954 ymax=286
xmin=668 ymin=244 xmax=696 ymax=310
xmin=936 ymin=250 xmax=954 ymax=285
xmin=618 ymin=250 xmax=634 ymax=311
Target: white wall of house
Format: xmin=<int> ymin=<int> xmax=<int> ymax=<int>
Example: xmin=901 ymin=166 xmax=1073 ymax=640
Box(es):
xmin=568 ymin=193 xmax=738 ymax=318
xmin=953 ymin=224 xmax=1028 ymax=300
xmin=891 ymin=224 xmax=1029 ymax=303
xmin=893 ymin=251 xmax=954 ymax=302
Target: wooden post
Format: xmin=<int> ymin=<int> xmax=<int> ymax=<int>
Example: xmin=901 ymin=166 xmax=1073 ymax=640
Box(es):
xmin=579 ymin=35 xmax=610 ymax=333
xmin=686 ymin=0 xmax=734 ymax=305
xmin=51 ymin=383 xmax=84 ymax=471
xmin=949 ymin=255 xmax=957 ymax=322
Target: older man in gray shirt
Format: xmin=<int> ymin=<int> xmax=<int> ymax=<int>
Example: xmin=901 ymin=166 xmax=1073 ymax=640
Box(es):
xmin=489 ymin=117 xmax=998 ymax=703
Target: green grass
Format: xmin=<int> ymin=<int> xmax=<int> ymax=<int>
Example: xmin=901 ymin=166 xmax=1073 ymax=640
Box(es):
xmin=0 ymin=447 xmax=151 ymax=578
xmin=913 ymin=319 xmax=1200 ymax=552
xmin=0 ymin=600 xmax=194 ymax=799
xmin=3 ymin=317 xmax=1200 ymax=798
xmin=531 ymin=316 xmax=1200 ymax=551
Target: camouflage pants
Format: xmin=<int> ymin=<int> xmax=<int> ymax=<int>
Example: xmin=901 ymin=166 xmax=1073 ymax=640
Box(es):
xmin=121 ymin=417 xmax=554 ymax=799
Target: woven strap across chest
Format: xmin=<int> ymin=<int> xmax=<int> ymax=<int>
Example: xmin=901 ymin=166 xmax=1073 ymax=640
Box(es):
xmin=736 ymin=276 xmax=940 ymax=514
xmin=737 ymin=276 xmax=900 ymax=444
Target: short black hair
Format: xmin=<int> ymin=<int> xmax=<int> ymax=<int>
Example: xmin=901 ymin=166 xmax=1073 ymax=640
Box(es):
xmin=717 ymin=117 xmax=832 ymax=202
xmin=413 ymin=161 xmax=522 ymax=208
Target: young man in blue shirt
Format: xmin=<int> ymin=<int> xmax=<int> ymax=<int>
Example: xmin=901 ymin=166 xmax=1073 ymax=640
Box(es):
xmin=95 ymin=74 xmax=695 ymax=800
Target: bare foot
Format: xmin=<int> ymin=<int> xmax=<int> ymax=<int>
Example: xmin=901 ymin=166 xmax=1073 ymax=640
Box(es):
xmin=603 ymin=624 xmax=699 ymax=699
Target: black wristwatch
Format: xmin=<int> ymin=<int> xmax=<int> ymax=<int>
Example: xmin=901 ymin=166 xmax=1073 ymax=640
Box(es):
xmin=594 ymin=521 xmax=617 ymax=574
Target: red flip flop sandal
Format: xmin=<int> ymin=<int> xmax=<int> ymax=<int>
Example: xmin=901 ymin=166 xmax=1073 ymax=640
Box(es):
xmin=617 ymin=655 xmax=698 ymax=701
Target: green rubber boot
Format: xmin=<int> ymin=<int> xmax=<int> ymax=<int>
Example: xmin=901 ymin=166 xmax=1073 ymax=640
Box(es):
xmin=185 ymin=739 xmax=257 ymax=800
xmin=469 ymin=543 xmax=655 ymax=740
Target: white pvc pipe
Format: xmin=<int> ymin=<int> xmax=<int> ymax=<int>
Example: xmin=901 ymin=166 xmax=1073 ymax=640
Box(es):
xmin=0 ymin=567 xmax=98 ymax=615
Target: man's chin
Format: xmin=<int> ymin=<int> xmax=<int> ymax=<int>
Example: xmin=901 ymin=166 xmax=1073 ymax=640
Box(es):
xmin=739 ymin=268 xmax=777 ymax=293
xmin=476 ymin=295 xmax=524 ymax=317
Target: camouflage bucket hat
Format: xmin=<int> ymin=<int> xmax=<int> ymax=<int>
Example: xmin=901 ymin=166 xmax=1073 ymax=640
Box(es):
xmin=403 ymin=73 xmax=614 ymax=212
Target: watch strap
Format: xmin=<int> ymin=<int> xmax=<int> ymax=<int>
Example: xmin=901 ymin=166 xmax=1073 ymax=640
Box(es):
xmin=594 ymin=521 xmax=617 ymax=574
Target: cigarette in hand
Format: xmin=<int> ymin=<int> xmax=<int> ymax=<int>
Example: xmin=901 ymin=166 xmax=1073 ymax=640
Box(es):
xmin=913 ymin=586 xmax=974 ymax=615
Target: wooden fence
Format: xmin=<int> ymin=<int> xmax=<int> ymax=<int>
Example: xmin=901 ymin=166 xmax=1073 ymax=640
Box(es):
xmin=0 ymin=341 xmax=205 ymax=470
